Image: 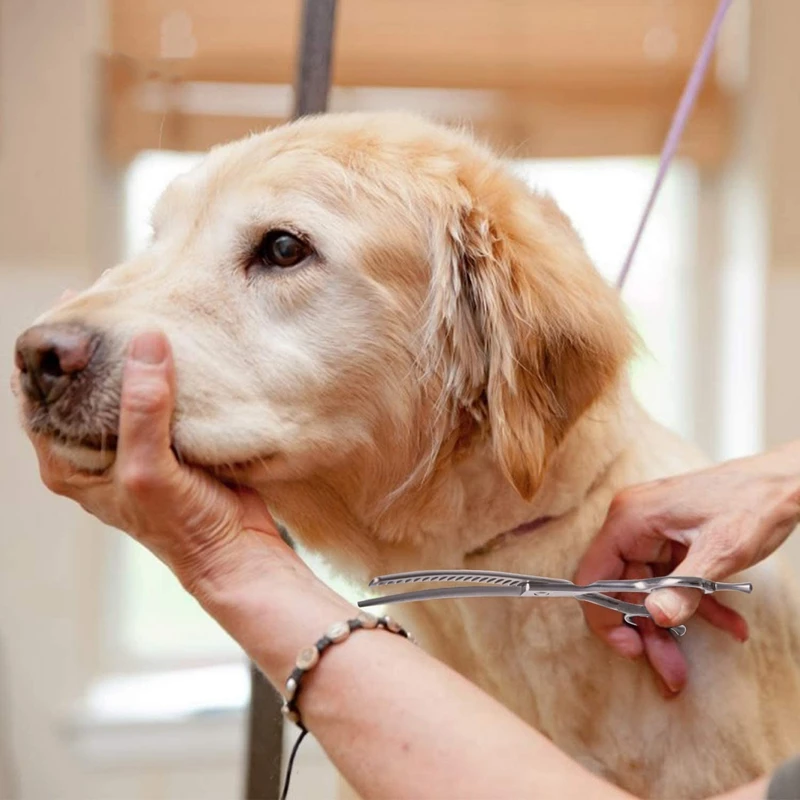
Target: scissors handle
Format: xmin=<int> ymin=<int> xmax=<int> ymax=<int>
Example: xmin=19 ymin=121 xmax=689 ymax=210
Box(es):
xmin=584 ymin=576 xmax=752 ymax=595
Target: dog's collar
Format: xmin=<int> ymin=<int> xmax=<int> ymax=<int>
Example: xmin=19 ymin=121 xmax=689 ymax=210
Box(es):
xmin=465 ymin=515 xmax=556 ymax=559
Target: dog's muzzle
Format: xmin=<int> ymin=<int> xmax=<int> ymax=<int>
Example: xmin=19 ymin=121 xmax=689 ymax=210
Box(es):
xmin=15 ymin=323 xmax=97 ymax=406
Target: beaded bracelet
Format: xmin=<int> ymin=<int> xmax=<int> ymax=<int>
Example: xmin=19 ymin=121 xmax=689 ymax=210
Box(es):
xmin=278 ymin=611 xmax=414 ymax=800
xmin=282 ymin=610 xmax=413 ymax=728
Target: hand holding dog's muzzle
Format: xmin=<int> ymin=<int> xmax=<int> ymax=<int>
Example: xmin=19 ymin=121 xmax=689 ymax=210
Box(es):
xmin=25 ymin=330 xmax=300 ymax=600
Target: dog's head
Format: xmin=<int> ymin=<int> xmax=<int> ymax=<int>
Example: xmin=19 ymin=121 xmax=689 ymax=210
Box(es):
xmin=14 ymin=112 xmax=632 ymax=501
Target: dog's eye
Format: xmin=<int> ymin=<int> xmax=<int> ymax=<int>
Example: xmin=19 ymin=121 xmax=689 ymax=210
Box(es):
xmin=255 ymin=230 xmax=312 ymax=269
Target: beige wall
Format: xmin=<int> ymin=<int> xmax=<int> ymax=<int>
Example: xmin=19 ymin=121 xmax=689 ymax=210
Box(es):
xmin=753 ymin=0 xmax=800 ymax=570
xmin=0 ymin=0 xmax=139 ymax=796
xmin=1 ymin=0 xmax=101 ymax=796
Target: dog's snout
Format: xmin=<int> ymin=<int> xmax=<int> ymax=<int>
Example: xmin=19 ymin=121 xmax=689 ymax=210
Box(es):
xmin=15 ymin=323 xmax=96 ymax=404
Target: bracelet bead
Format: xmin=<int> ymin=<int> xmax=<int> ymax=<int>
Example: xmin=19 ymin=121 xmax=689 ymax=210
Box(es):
xmin=295 ymin=646 xmax=320 ymax=670
xmin=357 ymin=611 xmax=379 ymax=628
xmin=326 ymin=620 xmax=351 ymax=642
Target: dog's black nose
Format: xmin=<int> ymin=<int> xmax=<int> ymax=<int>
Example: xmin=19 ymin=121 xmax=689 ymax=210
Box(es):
xmin=15 ymin=323 xmax=95 ymax=404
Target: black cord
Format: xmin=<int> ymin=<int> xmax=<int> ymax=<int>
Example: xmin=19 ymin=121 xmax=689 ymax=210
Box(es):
xmin=280 ymin=726 xmax=309 ymax=800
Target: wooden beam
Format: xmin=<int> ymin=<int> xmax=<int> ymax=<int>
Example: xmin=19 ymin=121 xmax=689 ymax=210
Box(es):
xmin=104 ymin=58 xmax=732 ymax=166
xmin=106 ymin=101 xmax=731 ymax=166
xmin=107 ymin=96 xmax=273 ymax=162
xmin=110 ymin=0 xmax=724 ymax=90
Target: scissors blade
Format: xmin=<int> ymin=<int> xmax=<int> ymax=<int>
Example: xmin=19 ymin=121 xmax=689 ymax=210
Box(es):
xmin=369 ymin=569 xmax=571 ymax=589
xmin=370 ymin=570 xmax=751 ymax=597
xmin=358 ymin=584 xmax=525 ymax=608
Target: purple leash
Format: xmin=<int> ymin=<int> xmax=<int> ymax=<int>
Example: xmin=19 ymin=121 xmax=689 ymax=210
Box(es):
xmin=616 ymin=0 xmax=734 ymax=290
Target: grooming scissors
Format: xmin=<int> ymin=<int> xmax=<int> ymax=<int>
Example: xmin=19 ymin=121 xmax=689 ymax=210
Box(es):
xmin=358 ymin=570 xmax=753 ymax=638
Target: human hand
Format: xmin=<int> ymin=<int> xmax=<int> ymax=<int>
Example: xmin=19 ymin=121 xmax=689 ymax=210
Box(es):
xmin=575 ymin=452 xmax=800 ymax=695
xmin=23 ymin=328 xmax=303 ymax=600
xmin=18 ymin=325 xmax=356 ymax=682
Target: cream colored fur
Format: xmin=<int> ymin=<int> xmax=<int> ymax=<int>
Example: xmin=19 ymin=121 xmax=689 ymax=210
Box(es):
xmin=17 ymin=112 xmax=800 ymax=798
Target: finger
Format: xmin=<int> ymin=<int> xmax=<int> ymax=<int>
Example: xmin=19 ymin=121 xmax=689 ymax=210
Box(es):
xmin=613 ymin=562 xmax=659 ymax=662
xmin=30 ymin=437 xmax=121 ymax=525
xmin=116 ymin=331 xmax=180 ymax=494
xmin=626 ymin=562 xmax=687 ymax=695
xmin=637 ymin=618 xmax=688 ymax=696
xmin=575 ymin=507 xmax=669 ymax=659
xmin=575 ymin=507 xmax=672 ymax=588
xmin=575 ymin=545 xmax=643 ymax=658
xmin=584 ymin=605 xmax=645 ymax=660
xmin=695 ymin=595 xmax=749 ymax=642
xmin=578 ymin=558 xmax=645 ymax=660
xmin=645 ymin=535 xmax=743 ymax=627
xmin=617 ymin=561 xmax=652 ymax=607
xmin=30 ymin=433 xmax=109 ymax=496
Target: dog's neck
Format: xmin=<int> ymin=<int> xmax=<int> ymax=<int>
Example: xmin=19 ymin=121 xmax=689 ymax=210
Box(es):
xmin=264 ymin=381 xmax=640 ymax=587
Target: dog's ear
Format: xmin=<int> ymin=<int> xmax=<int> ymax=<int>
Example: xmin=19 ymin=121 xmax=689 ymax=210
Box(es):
xmin=429 ymin=176 xmax=634 ymax=500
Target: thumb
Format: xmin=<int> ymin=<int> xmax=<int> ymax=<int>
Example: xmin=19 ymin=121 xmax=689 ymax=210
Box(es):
xmin=117 ymin=331 xmax=179 ymax=485
xmin=646 ymin=537 xmax=736 ymax=627
xmin=646 ymin=585 xmax=702 ymax=629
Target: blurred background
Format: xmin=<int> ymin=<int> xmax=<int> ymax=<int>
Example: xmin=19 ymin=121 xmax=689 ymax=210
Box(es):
xmin=1 ymin=0 xmax=800 ymax=797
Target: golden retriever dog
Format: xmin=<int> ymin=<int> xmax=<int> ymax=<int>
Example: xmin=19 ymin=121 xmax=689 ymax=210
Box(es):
xmin=13 ymin=112 xmax=800 ymax=798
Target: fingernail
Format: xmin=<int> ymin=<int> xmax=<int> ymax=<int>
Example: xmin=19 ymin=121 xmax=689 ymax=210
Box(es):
xmin=737 ymin=627 xmax=750 ymax=643
xmin=664 ymin=672 xmax=685 ymax=694
xmin=650 ymin=592 xmax=683 ymax=623
xmin=130 ymin=332 xmax=167 ymax=365
xmin=659 ymin=681 xmax=682 ymax=699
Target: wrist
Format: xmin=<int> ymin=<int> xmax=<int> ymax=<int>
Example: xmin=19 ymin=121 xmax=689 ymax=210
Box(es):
xmin=170 ymin=518 xmax=316 ymax=607
xmin=753 ymin=446 xmax=800 ymax=514
xmin=732 ymin=448 xmax=800 ymax=547
xmin=189 ymin=542 xmax=357 ymax=686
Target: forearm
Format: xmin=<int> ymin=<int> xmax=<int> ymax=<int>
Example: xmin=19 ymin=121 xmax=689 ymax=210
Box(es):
xmin=200 ymin=561 xmax=632 ymax=800
xmin=761 ymin=438 xmax=800 ymax=475
xmin=728 ymin=442 xmax=800 ymax=562
xmin=294 ymin=628 xmax=633 ymax=800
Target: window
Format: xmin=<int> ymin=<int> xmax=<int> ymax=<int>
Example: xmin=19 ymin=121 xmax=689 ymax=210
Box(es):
xmin=116 ymin=150 xmax=239 ymax=664
xmin=112 ymin=150 xmax=697 ymax=662
xmin=512 ymin=158 xmax=697 ymax=438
